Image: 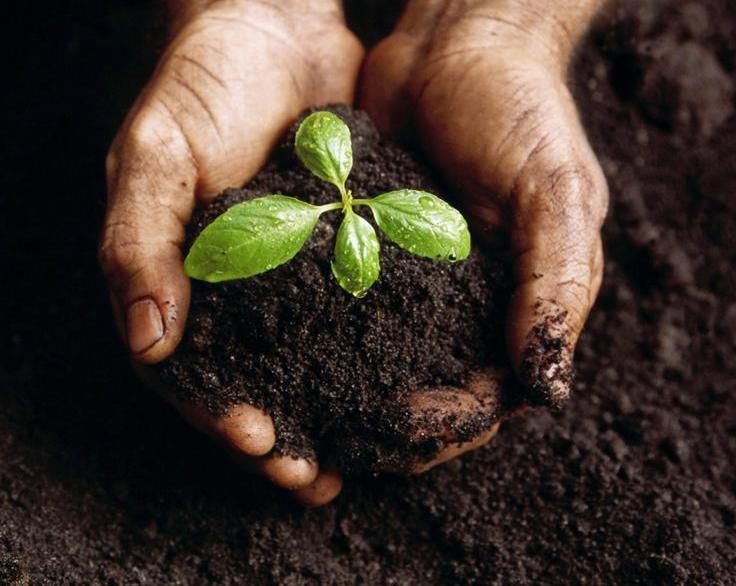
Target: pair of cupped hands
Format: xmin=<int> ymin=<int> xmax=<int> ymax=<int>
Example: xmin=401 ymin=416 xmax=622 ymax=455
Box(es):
xmin=101 ymin=0 xmax=608 ymax=506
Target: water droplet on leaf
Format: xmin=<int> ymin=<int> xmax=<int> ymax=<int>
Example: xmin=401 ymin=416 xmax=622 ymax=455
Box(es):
xmin=419 ymin=196 xmax=434 ymax=209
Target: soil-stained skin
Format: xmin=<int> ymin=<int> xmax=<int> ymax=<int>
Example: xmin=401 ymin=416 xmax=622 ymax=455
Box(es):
xmin=161 ymin=106 xmax=514 ymax=472
xmin=519 ymin=301 xmax=575 ymax=408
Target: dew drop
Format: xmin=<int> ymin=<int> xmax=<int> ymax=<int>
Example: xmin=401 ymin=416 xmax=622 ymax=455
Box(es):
xmin=419 ymin=196 xmax=434 ymax=209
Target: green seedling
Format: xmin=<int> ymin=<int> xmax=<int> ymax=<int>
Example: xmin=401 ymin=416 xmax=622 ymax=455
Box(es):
xmin=184 ymin=111 xmax=471 ymax=297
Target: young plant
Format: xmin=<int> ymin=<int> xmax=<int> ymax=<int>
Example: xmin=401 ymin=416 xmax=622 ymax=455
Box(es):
xmin=184 ymin=111 xmax=471 ymax=297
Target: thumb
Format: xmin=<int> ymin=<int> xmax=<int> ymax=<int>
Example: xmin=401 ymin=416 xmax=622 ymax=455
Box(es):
xmin=100 ymin=111 xmax=196 ymax=364
xmin=507 ymin=160 xmax=607 ymax=408
xmin=100 ymin=7 xmax=365 ymax=364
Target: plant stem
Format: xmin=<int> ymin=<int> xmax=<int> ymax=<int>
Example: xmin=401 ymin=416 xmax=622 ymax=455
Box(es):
xmin=317 ymin=201 xmax=344 ymax=213
xmin=351 ymin=198 xmax=373 ymax=207
xmin=338 ymin=183 xmax=352 ymax=208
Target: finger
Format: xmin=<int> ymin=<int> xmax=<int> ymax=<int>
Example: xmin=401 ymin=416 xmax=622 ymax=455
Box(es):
xmin=101 ymin=109 xmax=197 ymax=364
xmin=179 ymin=402 xmax=276 ymax=457
xmin=180 ymin=400 xmax=317 ymax=489
xmin=135 ymin=362 xmax=316 ymax=488
xmin=132 ymin=362 xmax=276 ymax=456
xmin=376 ymin=368 xmax=509 ymax=473
xmin=256 ymin=454 xmax=319 ymax=491
xmin=407 ymin=368 xmax=505 ymax=441
xmin=412 ymin=423 xmax=500 ymax=474
xmin=508 ymin=159 xmax=608 ymax=408
xmin=292 ymin=468 xmax=343 ymax=507
xmin=230 ymin=449 xmax=319 ymax=490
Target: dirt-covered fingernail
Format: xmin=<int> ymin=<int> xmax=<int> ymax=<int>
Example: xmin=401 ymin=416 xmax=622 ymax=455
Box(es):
xmin=518 ymin=302 xmax=574 ymax=408
xmin=126 ymin=298 xmax=164 ymax=355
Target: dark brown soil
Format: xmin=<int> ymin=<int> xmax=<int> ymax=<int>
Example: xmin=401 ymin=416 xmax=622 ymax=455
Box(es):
xmin=1 ymin=0 xmax=735 ymax=583
xmin=160 ymin=106 xmax=514 ymax=470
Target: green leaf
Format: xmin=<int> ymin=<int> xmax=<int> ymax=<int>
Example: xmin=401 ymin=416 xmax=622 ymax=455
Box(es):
xmin=365 ymin=190 xmax=471 ymax=262
xmin=331 ymin=209 xmax=380 ymax=297
xmin=295 ymin=111 xmax=353 ymax=191
xmin=184 ymin=195 xmax=322 ymax=283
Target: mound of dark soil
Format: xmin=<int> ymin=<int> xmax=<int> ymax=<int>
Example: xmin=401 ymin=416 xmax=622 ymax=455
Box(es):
xmin=161 ymin=106 xmax=514 ymax=470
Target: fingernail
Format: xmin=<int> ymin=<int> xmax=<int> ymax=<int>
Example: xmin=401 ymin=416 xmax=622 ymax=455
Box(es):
xmin=126 ymin=298 xmax=164 ymax=354
xmin=519 ymin=309 xmax=574 ymax=409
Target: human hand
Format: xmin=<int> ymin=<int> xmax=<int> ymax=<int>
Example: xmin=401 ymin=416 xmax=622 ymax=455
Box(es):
xmin=361 ymin=0 xmax=608 ymax=462
xmin=100 ymin=0 xmax=362 ymax=506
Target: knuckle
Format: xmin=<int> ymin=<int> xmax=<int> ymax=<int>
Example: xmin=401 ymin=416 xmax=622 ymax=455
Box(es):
xmin=559 ymin=279 xmax=592 ymax=315
xmin=98 ymin=223 xmax=145 ymax=280
xmin=544 ymin=162 xmax=596 ymax=211
xmin=122 ymin=108 xmax=191 ymax=166
xmin=123 ymin=110 xmax=196 ymax=182
xmin=525 ymin=160 xmax=609 ymax=233
xmin=99 ymin=246 xmax=136 ymax=277
xmin=125 ymin=114 xmax=169 ymax=154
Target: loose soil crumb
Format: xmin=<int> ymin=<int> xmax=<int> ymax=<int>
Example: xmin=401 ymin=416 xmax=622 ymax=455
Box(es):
xmin=1 ymin=0 xmax=735 ymax=583
xmin=160 ymin=106 xmax=514 ymax=470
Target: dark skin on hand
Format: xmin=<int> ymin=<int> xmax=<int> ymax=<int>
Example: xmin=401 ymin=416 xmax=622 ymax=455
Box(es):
xmin=100 ymin=0 xmax=608 ymax=507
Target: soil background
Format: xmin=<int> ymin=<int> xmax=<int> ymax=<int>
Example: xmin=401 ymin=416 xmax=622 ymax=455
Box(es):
xmin=1 ymin=0 xmax=735 ymax=584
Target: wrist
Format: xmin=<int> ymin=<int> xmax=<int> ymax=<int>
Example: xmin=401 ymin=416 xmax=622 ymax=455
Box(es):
xmin=483 ymin=0 xmax=604 ymax=58
xmin=166 ymin=0 xmax=346 ymax=37
xmin=397 ymin=0 xmax=603 ymax=66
